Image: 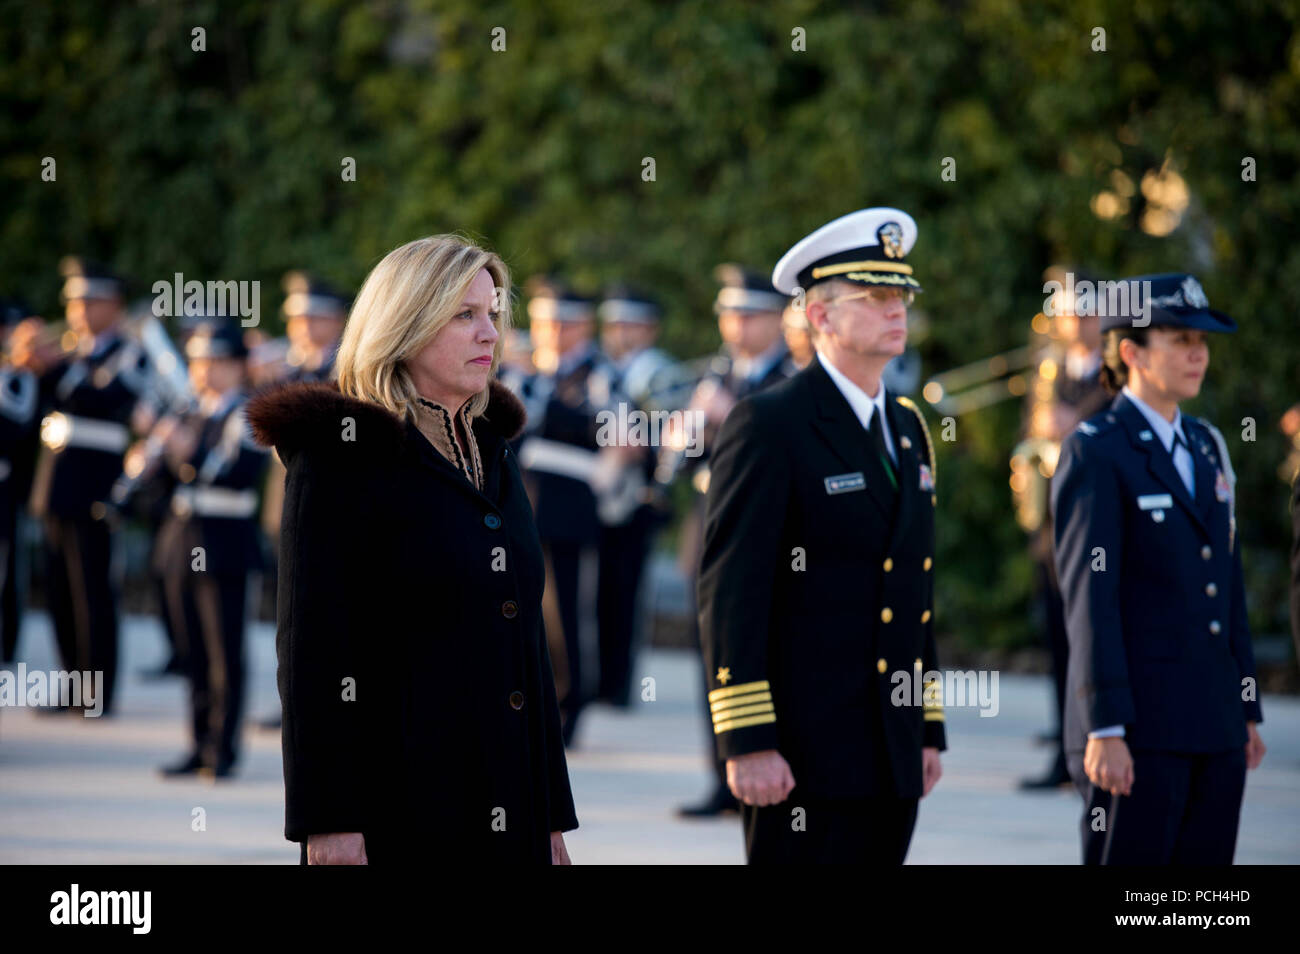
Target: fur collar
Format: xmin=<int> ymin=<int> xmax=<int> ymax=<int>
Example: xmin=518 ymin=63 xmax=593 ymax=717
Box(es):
xmin=247 ymin=378 xmax=526 ymax=457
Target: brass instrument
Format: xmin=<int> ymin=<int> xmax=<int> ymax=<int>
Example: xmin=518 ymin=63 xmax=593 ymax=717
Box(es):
xmin=920 ymin=345 xmax=1036 ymax=416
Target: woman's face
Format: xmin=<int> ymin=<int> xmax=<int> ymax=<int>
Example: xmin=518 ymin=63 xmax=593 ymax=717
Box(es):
xmin=1127 ymin=327 xmax=1209 ymax=405
xmin=407 ymin=268 xmax=500 ymax=409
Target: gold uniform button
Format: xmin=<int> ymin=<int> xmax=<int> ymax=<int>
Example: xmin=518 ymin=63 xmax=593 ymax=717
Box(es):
xmin=883 ymin=558 xmax=893 ymax=572
xmin=876 ymin=658 xmax=887 ymax=674
xmin=923 ymin=557 xmax=933 ymax=571
xmin=931 ymin=494 xmax=937 ymax=506
xmin=881 ymin=607 xmax=893 ymax=623
xmin=921 ymin=610 xmax=932 ymax=623
xmin=914 ymin=658 xmax=922 ymax=670
xmin=1209 ymin=620 xmax=1221 ymax=635
xmin=1205 ymin=582 xmax=1217 ymax=597
xmin=1201 ymin=546 xmax=1212 ymax=560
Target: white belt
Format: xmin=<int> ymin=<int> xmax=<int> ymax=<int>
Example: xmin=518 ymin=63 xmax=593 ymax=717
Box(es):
xmin=41 ymin=413 xmax=130 ymax=453
xmin=172 ymin=486 xmax=258 ymax=518
xmin=518 ymin=437 xmax=600 ymax=482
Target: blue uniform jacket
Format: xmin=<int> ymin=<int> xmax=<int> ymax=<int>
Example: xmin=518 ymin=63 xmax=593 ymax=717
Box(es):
xmin=1051 ymin=393 xmax=1263 ymax=757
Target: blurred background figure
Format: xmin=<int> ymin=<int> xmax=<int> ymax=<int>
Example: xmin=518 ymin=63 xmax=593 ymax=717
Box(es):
xmin=514 ymin=277 xmax=619 ymax=746
xmin=12 ymin=257 xmax=152 ymax=717
xmin=0 ymin=298 xmax=40 ymax=667
xmin=1013 ymin=266 xmax=1109 ymax=789
xmin=156 ymin=321 xmax=269 ymax=778
xmin=594 ymin=285 xmax=676 ymax=708
xmin=781 ymin=300 xmax=814 ymax=370
xmin=676 ymin=264 xmax=793 ymax=818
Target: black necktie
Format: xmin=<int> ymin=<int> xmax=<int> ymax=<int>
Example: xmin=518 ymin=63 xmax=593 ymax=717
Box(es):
xmin=867 ymin=411 xmax=898 ymax=493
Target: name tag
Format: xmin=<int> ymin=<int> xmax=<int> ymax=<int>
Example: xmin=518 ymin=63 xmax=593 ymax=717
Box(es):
xmin=1137 ymin=493 xmax=1173 ymax=511
xmin=824 ymin=472 xmax=866 ymax=495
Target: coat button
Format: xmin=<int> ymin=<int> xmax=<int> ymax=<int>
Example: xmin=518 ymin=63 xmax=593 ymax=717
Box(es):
xmin=1205 ymin=582 xmax=1217 ymax=597
xmin=883 ymin=558 xmax=893 ymax=572
xmin=1209 ymin=620 xmax=1221 ymax=635
xmin=876 ymin=658 xmax=887 ymax=674
xmin=1201 ymin=545 xmax=1212 ymax=560
xmin=484 ymin=513 xmax=501 ymax=530
xmin=881 ymin=607 xmax=893 ymax=623
xmin=509 ymin=691 xmax=525 ymax=710
xmin=914 ymin=657 xmax=922 ymax=670
xmin=923 ymin=557 xmax=932 ymax=571
xmin=502 ymin=600 xmax=518 ymax=619
xmin=921 ymin=610 xmax=932 ymax=623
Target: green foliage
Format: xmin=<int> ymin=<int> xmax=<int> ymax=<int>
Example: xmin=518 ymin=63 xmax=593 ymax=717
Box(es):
xmin=2 ymin=0 xmax=1297 ymax=648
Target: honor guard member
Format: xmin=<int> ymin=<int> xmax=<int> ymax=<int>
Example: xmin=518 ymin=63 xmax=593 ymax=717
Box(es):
xmin=594 ymin=286 xmax=675 ymax=706
xmin=677 ymin=265 xmax=795 ymax=818
xmin=698 ymin=209 xmax=946 ymax=862
xmin=158 ymin=321 xmax=269 ymax=778
xmin=26 ymin=258 xmax=152 ymax=715
xmin=0 ymin=299 xmax=40 ymax=664
xmin=1017 ymin=267 xmax=1110 ymax=790
xmin=1052 ymin=273 xmax=1267 ymax=864
xmin=515 ymin=277 xmax=619 ymax=745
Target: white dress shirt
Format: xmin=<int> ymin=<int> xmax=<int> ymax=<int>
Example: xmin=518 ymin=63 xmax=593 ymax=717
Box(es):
xmin=816 ymin=351 xmax=897 ymax=464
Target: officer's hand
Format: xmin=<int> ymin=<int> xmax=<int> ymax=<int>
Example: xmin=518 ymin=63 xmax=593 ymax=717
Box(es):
xmin=550 ymin=831 xmax=572 ymax=865
xmin=306 ymin=832 xmax=368 ymax=865
xmin=1084 ymin=737 xmax=1134 ymax=796
xmin=921 ymin=747 xmax=942 ymax=797
xmin=1245 ymin=721 xmax=1266 ymax=770
xmin=726 ymin=750 xmax=795 ymax=807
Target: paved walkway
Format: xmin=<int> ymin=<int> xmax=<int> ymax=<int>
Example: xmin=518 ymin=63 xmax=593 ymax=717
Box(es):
xmin=1 ymin=612 xmax=1296 ymax=863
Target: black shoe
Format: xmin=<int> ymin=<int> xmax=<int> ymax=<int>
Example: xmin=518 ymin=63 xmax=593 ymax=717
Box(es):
xmin=159 ymin=752 xmax=205 ymax=777
xmin=677 ymin=787 xmax=739 ymax=818
xmin=1019 ymin=757 xmax=1071 ymax=790
xmin=34 ymin=704 xmax=74 ymax=717
xmin=1034 ymin=730 xmax=1061 ymax=747
xmin=256 ymin=714 xmax=281 ymax=731
xmin=201 ymin=758 xmax=236 ymax=781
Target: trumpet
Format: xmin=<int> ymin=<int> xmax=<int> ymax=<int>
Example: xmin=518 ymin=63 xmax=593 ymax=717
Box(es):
xmin=920 ymin=345 xmax=1036 ymax=416
xmin=5 ymin=319 xmax=77 ymax=371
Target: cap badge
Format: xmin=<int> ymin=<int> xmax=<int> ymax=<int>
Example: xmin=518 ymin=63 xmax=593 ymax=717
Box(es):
xmin=1182 ymin=276 xmax=1209 ymax=309
xmin=878 ymin=222 xmax=904 ymax=260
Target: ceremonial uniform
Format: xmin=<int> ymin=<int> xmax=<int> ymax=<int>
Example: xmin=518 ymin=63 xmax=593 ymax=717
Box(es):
xmin=513 ymin=282 xmax=620 ymax=743
xmin=30 ymin=260 xmax=151 ymax=715
xmin=157 ymin=323 xmax=269 ymax=777
xmin=594 ymin=288 xmax=675 ymax=706
xmin=0 ymin=300 xmax=39 ymax=663
xmin=698 ymin=209 xmax=946 ymax=862
xmin=1052 ymin=273 xmax=1262 ymax=864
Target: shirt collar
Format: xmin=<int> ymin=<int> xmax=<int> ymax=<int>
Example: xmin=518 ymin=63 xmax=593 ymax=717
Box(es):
xmin=817 ymin=351 xmax=888 ymax=431
xmin=1122 ymin=385 xmax=1186 ymax=452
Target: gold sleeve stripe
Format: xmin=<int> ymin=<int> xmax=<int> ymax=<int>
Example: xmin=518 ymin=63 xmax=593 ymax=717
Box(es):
xmin=896 ymin=395 xmax=936 ymax=478
xmin=924 ymin=711 xmax=946 ymax=723
xmin=711 ymin=702 xmax=775 ymax=723
xmin=709 ymin=691 xmax=772 ymax=713
xmin=713 ymin=712 xmax=777 ymax=735
xmin=708 ymin=680 xmax=770 ymax=702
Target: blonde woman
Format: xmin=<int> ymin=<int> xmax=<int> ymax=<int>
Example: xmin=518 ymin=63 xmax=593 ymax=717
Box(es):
xmin=249 ymin=235 xmax=577 ymax=865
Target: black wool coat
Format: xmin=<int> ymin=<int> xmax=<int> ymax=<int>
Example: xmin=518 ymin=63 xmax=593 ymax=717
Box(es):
xmin=247 ymin=379 xmax=578 ymax=864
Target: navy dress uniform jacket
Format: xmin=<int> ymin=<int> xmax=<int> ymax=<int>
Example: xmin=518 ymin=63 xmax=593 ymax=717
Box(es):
xmin=697 ymin=359 xmax=946 ymax=800
xmin=247 ymin=379 xmax=578 ymax=864
xmin=1051 ymin=393 xmax=1263 ymax=760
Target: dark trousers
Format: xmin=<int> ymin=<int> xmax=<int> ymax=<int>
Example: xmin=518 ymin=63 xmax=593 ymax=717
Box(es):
xmin=742 ymin=792 xmax=919 ymax=864
xmin=1074 ymin=747 xmax=1247 ymax=864
xmin=167 ymin=569 xmax=248 ymax=766
xmin=0 ymin=507 xmax=22 ymax=663
xmin=544 ymin=541 xmax=589 ymax=729
xmin=43 ymin=514 xmax=118 ymax=713
xmin=596 ymin=509 xmax=655 ymax=706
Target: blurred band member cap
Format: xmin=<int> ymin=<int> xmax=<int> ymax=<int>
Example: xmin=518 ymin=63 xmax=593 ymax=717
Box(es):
xmin=598 ymin=284 xmax=661 ymax=324
xmin=59 ymin=256 xmax=127 ymax=302
xmin=185 ymin=320 xmax=250 ymax=360
xmin=525 ymin=275 xmax=595 ymax=323
xmin=772 ymin=208 xmax=922 ymax=295
xmin=282 ymin=271 xmax=350 ymax=319
xmin=1099 ymin=273 xmax=1236 ymax=335
xmin=713 ymin=263 xmax=788 ymax=315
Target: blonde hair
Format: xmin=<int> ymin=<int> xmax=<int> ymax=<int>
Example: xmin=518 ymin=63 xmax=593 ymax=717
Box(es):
xmin=336 ymin=234 xmax=511 ymax=421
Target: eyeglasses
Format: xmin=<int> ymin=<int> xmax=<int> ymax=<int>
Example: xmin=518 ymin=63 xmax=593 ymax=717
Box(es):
xmin=827 ymin=287 xmax=915 ymax=308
